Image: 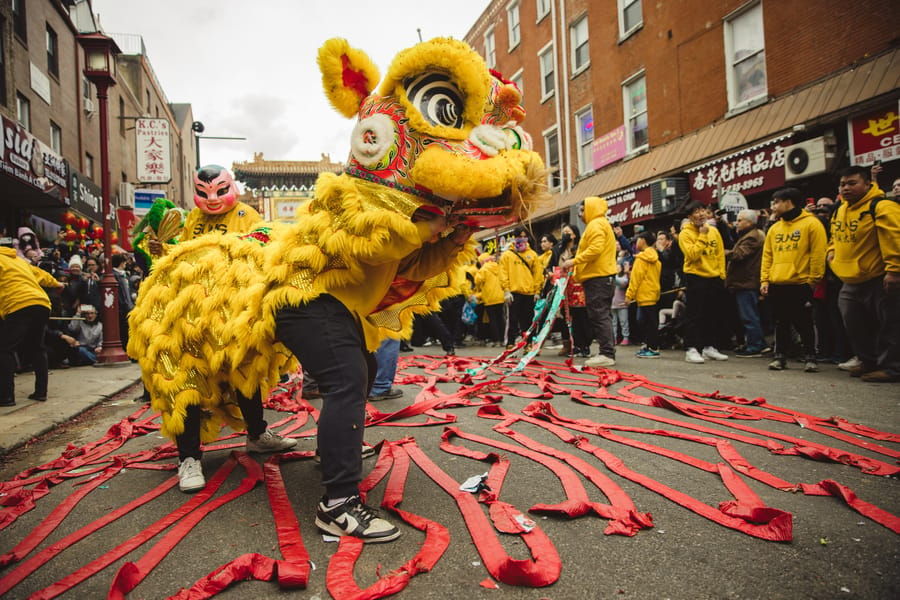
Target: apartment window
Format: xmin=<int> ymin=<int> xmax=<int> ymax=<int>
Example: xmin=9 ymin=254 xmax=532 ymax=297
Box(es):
xmin=484 ymin=28 xmax=496 ymax=69
xmin=623 ymin=72 xmax=648 ymax=152
xmin=50 ymin=121 xmax=62 ymax=153
xmin=16 ymin=92 xmax=30 ymax=131
xmin=570 ymin=15 xmax=590 ymax=74
xmin=544 ymin=128 xmax=561 ymax=191
xmin=85 ymin=153 xmax=95 ymax=180
xmin=0 ymin=18 xmax=7 ymax=104
xmin=507 ymin=2 xmax=521 ymax=49
xmin=575 ymin=107 xmax=594 ymax=175
xmin=12 ymin=0 xmax=26 ymax=43
xmin=46 ymin=25 xmax=58 ymax=78
xmin=539 ymin=43 xmax=554 ymax=100
xmin=618 ymin=0 xmax=643 ymax=39
xmin=724 ymin=2 xmax=767 ymax=109
xmin=509 ymin=68 xmax=523 ymax=97
xmin=536 ymin=0 xmax=550 ymax=22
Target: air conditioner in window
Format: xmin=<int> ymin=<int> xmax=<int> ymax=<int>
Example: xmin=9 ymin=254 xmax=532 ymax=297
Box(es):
xmin=83 ymin=98 xmax=94 ymax=114
xmin=650 ymin=177 xmax=689 ymax=214
xmin=784 ymin=136 xmax=834 ymax=180
xmin=118 ymin=183 xmax=135 ymax=209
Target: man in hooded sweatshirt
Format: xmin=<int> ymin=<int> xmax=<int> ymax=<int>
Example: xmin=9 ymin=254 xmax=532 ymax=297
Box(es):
xmin=1 ymin=237 xmax=64 ymax=406
xmin=563 ymin=197 xmax=617 ymax=367
xmin=827 ymin=165 xmax=900 ymax=383
xmin=626 ymin=231 xmax=662 ymax=358
xmin=761 ymin=187 xmax=827 ymax=372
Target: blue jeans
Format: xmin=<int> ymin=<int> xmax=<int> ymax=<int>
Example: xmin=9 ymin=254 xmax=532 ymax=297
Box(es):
xmin=370 ymin=338 xmax=400 ymax=395
xmin=734 ymin=289 xmax=766 ymax=351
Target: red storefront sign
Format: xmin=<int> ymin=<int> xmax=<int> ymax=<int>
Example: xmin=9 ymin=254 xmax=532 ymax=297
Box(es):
xmin=848 ymin=101 xmax=900 ymax=165
xmin=687 ymin=137 xmax=789 ymax=204
xmin=606 ymin=186 xmax=653 ymax=226
xmin=116 ymin=208 xmax=138 ymax=252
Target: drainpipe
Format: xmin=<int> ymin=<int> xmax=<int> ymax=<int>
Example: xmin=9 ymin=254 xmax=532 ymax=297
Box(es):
xmin=550 ymin=0 xmax=565 ymax=205
xmin=558 ymin=0 xmax=572 ymax=195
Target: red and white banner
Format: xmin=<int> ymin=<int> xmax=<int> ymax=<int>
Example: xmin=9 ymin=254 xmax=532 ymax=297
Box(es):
xmin=135 ymin=118 xmax=171 ymax=183
xmin=848 ymin=101 xmax=900 ymax=166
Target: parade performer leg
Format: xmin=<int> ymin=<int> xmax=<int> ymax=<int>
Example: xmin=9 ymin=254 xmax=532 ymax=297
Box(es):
xmin=275 ymin=295 xmax=399 ymax=542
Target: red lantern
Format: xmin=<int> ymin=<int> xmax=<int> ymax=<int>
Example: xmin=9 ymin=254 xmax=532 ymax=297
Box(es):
xmin=62 ymin=212 xmax=77 ymax=227
xmin=92 ymin=225 xmax=104 ymax=240
xmin=79 ymin=232 xmax=88 ymax=241
xmin=76 ymin=217 xmax=90 ymax=231
xmin=110 ymin=231 xmax=119 ymax=245
xmin=63 ymin=229 xmax=78 ymax=242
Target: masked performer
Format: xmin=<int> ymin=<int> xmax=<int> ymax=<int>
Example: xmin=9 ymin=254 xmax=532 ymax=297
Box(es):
xmin=128 ymin=37 xmax=547 ymax=542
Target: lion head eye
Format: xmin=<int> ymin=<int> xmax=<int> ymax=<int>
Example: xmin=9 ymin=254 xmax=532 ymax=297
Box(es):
xmin=405 ymin=72 xmax=464 ymax=128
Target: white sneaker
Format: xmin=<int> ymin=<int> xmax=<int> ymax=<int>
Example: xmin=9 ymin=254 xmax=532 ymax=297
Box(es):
xmin=177 ymin=457 xmax=205 ymax=493
xmin=247 ymin=429 xmax=298 ymax=453
xmin=702 ymin=346 xmax=728 ymax=361
xmin=837 ymin=356 xmax=862 ymax=371
xmin=685 ymin=347 xmax=705 ymax=364
xmin=584 ymin=354 xmax=616 ymax=367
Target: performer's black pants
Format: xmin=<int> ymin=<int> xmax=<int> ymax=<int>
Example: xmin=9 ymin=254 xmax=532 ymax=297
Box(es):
xmin=0 ymin=305 xmax=49 ymax=401
xmin=275 ymin=295 xmax=376 ymax=500
xmin=506 ymin=292 xmax=535 ymax=346
xmin=769 ymin=283 xmax=815 ymax=360
xmin=177 ymin=392 xmax=267 ymax=461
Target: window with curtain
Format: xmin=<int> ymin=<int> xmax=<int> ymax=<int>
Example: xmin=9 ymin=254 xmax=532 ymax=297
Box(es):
xmin=623 ymin=73 xmax=648 ymax=152
xmin=575 ymin=107 xmax=594 ymax=175
xmin=539 ymin=43 xmax=554 ymax=99
xmin=507 ymin=2 xmax=520 ymax=49
xmin=725 ymin=2 xmax=767 ymax=108
xmin=570 ymin=16 xmax=590 ymax=74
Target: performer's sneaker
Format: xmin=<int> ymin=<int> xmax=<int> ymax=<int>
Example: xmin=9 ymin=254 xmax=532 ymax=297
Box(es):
xmin=177 ymin=457 xmax=205 ymax=493
xmin=702 ymin=346 xmax=728 ymax=361
xmin=315 ymin=495 xmax=400 ymax=542
xmin=636 ymin=348 xmax=660 ymax=358
xmin=584 ymin=354 xmax=616 ymax=367
xmin=247 ymin=430 xmax=298 ymax=453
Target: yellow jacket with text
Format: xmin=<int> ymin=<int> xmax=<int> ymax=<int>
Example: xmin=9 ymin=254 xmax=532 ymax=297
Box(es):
xmin=761 ymin=209 xmax=827 ymax=286
xmin=572 ymin=196 xmax=616 ymax=282
xmin=827 ymin=183 xmax=900 ymax=284
xmin=679 ymin=221 xmax=726 ymax=279
xmin=475 ymin=259 xmax=505 ymax=306
xmin=626 ymin=247 xmax=661 ymax=306
xmin=500 ymin=246 xmax=543 ymax=294
xmin=0 ymin=247 xmax=61 ymax=318
xmin=181 ymin=201 xmax=262 ymax=241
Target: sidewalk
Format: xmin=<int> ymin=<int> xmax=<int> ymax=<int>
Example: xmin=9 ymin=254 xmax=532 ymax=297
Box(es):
xmin=0 ymin=361 xmax=142 ymax=454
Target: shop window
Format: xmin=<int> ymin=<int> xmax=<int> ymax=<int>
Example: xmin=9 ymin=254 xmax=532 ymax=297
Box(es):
xmin=50 ymin=121 xmax=61 ymax=153
xmin=623 ymin=72 xmax=648 ymax=152
xmin=16 ymin=92 xmax=30 ymax=131
xmin=507 ymin=1 xmax=520 ymax=49
xmin=570 ymin=15 xmax=589 ymax=75
xmin=544 ymin=127 xmax=561 ymax=191
xmin=618 ymin=0 xmax=643 ymax=40
xmin=484 ymin=28 xmax=496 ymax=69
xmin=539 ymin=42 xmax=554 ymax=100
xmin=724 ymin=2 xmax=767 ymax=110
xmin=575 ymin=106 xmax=594 ymax=175
xmin=46 ymin=25 xmax=58 ymax=78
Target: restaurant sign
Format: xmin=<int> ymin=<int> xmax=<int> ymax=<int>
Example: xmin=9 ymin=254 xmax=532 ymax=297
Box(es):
xmin=1 ymin=115 xmax=69 ymax=203
xmin=606 ymin=186 xmax=653 ymax=226
xmin=848 ymin=101 xmax=900 ymax=165
xmin=136 ymin=118 xmax=172 ymax=183
xmin=687 ymin=136 xmax=789 ymax=204
xmin=592 ymin=125 xmax=627 ymax=170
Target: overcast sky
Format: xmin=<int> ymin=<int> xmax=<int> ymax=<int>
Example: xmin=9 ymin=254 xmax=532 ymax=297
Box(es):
xmin=92 ymin=0 xmax=490 ymax=173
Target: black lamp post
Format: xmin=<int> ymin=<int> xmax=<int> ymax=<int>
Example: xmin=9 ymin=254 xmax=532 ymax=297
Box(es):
xmin=77 ymin=32 xmax=129 ymax=364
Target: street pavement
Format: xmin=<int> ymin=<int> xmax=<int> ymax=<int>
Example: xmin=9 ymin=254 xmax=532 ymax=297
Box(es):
xmin=0 ymin=343 xmax=898 ymax=599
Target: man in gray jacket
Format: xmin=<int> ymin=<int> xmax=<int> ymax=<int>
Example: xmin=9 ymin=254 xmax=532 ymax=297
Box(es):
xmin=725 ymin=209 xmax=767 ymax=357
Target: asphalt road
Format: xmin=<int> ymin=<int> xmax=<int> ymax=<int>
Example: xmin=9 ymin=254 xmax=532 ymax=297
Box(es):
xmin=1 ymin=344 xmax=898 ymax=600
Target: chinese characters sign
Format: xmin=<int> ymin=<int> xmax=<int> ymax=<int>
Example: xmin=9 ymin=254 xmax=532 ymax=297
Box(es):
xmin=1 ymin=115 xmax=69 ymax=203
xmin=136 ymin=118 xmax=171 ymax=183
xmin=688 ymin=138 xmax=787 ymax=204
xmin=848 ymin=102 xmax=900 ymax=166
xmin=591 ymin=125 xmax=627 ymax=171
xmin=606 ymin=187 xmax=653 ymax=226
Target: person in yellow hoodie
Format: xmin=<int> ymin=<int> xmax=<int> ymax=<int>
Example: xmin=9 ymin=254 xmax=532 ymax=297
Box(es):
xmin=626 ymin=231 xmax=662 ymax=358
xmin=827 ymin=165 xmax=900 ymax=383
xmin=474 ymin=252 xmax=505 ymax=346
xmin=761 ymin=187 xmax=827 ymax=372
xmin=1 ymin=237 xmax=64 ymax=406
xmin=499 ymin=226 xmax=543 ymax=348
xmin=563 ymin=197 xmax=617 ymax=367
xmin=678 ymin=201 xmax=729 ymax=364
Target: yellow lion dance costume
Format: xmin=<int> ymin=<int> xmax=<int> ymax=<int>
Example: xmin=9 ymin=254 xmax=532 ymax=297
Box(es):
xmin=128 ymin=37 xmax=547 ymax=444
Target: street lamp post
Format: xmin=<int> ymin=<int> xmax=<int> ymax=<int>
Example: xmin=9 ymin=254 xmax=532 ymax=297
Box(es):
xmin=78 ymin=32 xmax=130 ymax=365
xmin=191 ymin=121 xmax=246 ymax=167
